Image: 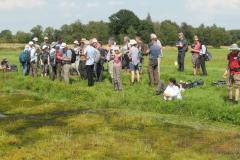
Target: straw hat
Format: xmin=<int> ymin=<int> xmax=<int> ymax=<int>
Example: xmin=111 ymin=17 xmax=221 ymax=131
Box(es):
xmin=150 ymin=33 xmax=157 ymax=39
xmin=74 ymin=40 xmax=79 ymax=45
xmin=33 ymin=37 xmax=38 ymax=42
xmin=44 ymin=36 xmax=49 ymax=40
xmin=61 ymin=43 xmax=68 ymax=48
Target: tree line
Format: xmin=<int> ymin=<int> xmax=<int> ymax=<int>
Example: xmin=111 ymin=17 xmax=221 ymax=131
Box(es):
xmin=0 ymin=9 xmax=240 ymax=48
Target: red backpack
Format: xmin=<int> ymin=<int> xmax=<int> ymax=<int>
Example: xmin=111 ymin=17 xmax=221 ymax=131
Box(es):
xmin=228 ymin=52 xmax=240 ymax=72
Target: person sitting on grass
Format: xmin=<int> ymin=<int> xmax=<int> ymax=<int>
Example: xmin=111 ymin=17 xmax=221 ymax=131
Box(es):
xmin=163 ymin=78 xmax=182 ymax=101
xmin=112 ymin=46 xmax=123 ymax=91
xmin=223 ymin=44 xmax=240 ymax=104
xmin=129 ymin=39 xmax=140 ymax=85
xmin=0 ymin=58 xmax=11 ymax=71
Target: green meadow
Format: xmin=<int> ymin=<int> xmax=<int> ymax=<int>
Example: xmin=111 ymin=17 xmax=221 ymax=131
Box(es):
xmin=1 ymin=47 xmax=240 ymax=160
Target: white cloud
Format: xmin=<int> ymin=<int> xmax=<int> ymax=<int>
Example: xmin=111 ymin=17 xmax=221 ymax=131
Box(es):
xmin=185 ymin=0 xmax=240 ymax=14
xmin=0 ymin=0 xmax=46 ymax=10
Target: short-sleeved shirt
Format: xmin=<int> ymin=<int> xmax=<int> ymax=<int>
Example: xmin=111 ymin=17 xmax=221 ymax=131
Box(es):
xmin=192 ymin=41 xmax=201 ymax=54
xmin=149 ymin=43 xmax=161 ymax=60
xmin=129 ymin=46 xmax=140 ymax=65
xmin=62 ymin=49 xmax=72 ymax=64
xmin=84 ymin=45 xmax=96 ymax=66
xmin=177 ymin=39 xmax=187 ymax=53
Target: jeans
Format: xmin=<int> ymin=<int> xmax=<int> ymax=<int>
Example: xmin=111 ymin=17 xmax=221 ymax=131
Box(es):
xmin=178 ymin=51 xmax=185 ymax=72
xmin=96 ymin=62 xmax=104 ymax=81
xmin=86 ymin=65 xmax=94 ymax=86
xmin=22 ymin=63 xmax=28 ymax=76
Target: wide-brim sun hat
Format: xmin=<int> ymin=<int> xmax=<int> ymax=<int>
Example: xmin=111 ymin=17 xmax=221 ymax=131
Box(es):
xmin=194 ymin=35 xmax=199 ymax=41
xmin=129 ymin=39 xmax=137 ymax=45
xmin=92 ymin=38 xmax=98 ymax=44
xmin=51 ymin=42 xmax=57 ymax=48
xmin=81 ymin=38 xmax=87 ymax=43
xmin=33 ymin=37 xmax=38 ymax=42
xmin=44 ymin=36 xmax=49 ymax=40
xmin=84 ymin=40 xmax=90 ymax=45
xmin=42 ymin=45 xmax=48 ymax=50
xmin=74 ymin=40 xmax=79 ymax=45
xmin=61 ymin=43 xmax=68 ymax=48
xmin=28 ymin=41 xmax=34 ymax=45
xmin=229 ymin=44 xmax=240 ymax=51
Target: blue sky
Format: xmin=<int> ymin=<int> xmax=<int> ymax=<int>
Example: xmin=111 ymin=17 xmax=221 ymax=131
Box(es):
xmin=0 ymin=0 xmax=240 ymax=32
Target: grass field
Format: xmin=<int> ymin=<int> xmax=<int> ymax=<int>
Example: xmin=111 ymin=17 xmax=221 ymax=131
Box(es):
xmin=1 ymin=47 xmax=240 ymax=160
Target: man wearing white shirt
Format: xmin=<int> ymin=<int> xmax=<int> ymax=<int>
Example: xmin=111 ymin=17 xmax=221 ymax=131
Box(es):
xmin=29 ymin=41 xmax=38 ymax=77
xmin=198 ymin=41 xmax=208 ymax=76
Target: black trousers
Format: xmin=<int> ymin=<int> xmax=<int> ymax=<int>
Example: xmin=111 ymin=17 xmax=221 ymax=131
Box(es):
xmin=198 ymin=56 xmax=207 ymax=76
xmin=177 ymin=52 xmax=185 ymax=72
xmin=86 ymin=65 xmax=94 ymax=86
xmin=96 ymin=62 xmax=104 ymax=81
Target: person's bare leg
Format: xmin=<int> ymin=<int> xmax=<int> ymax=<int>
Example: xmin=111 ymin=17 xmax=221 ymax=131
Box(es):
xmin=229 ymin=86 xmax=233 ymax=100
xmin=193 ymin=68 xmax=196 ymax=76
xmin=235 ymin=86 xmax=239 ymax=102
xmin=131 ymin=71 xmax=135 ymax=83
xmin=136 ymin=70 xmax=140 ymax=82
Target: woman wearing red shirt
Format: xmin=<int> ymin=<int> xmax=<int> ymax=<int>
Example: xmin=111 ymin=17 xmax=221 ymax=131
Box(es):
xmin=190 ymin=36 xmax=201 ymax=76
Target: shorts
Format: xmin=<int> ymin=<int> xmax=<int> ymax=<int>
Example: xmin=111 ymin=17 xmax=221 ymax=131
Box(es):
xmin=129 ymin=63 xmax=139 ymax=72
xmin=192 ymin=53 xmax=199 ymax=68
xmin=228 ymin=74 xmax=240 ymax=87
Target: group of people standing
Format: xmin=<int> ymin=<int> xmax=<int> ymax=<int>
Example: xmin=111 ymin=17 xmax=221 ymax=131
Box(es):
xmin=18 ymin=32 xmax=240 ymax=103
xmin=176 ymin=33 xmax=208 ymax=76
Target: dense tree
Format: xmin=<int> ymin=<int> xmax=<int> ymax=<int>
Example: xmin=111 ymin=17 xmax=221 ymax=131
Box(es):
xmin=138 ymin=20 xmax=155 ymax=43
xmin=30 ymin=25 xmax=43 ymax=41
xmin=44 ymin=27 xmax=55 ymax=42
xmin=109 ymin=9 xmax=140 ymax=36
xmin=86 ymin=21 xmax=109 ymax=43
xmin=15 ymin=31 xmax=31 ymax=43
xmin=0 ymin=30 xmax=13 ymax=42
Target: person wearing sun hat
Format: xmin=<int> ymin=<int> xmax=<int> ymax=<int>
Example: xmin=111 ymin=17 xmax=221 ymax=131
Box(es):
xmin=72 ymin=40 xmax=80 ymax=76
xmin=128 ymin=39 xmax=140 ymax=85
xmin=61 ymin=43 xmax=72 ymax=84
xmin=112 ymin=46 xmax=123 ymax=91
xmin=223 ymin=43 xmax=240 ymax=104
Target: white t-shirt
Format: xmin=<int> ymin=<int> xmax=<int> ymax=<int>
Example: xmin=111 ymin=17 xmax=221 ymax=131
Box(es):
xmin=164 ymin=85 xmax=182 ymax=100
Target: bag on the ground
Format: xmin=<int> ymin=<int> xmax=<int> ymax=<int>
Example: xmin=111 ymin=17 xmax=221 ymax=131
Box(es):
xmin=212 ymin=80 xmax=226 ymax=86
xmin=180 ymin=80 xmax=204 ymax=89
xmin=19 ymin=51 xmax=27 ymax=63
xmin=70 ymin=49 xmax=76 ymax=63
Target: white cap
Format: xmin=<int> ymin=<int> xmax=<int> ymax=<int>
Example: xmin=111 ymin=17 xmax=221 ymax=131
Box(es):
xmin=61 ymin=43 xmax=67 ymax=48
xmin=33 ymin=37 xmax=38 ymax=42
xmin=28 ymin=41 xmax=34 ymax=45
xmin=129 ymin=39 xmax=137 ymax=45
xmin=74 ymin=40 xmax=79 ymax=45
xmin=42 ymin=45 xmax=48 ymax=50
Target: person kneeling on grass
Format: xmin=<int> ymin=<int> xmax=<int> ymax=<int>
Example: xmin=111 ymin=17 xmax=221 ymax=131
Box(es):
xmin=163 ymin=78 xmax=182 ymax=101
xmin=112 ymin=46 xmax=123 ymax=91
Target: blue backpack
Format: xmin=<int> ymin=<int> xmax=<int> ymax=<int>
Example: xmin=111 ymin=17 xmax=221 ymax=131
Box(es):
xmin=19 ymin=51 xmax=27 ymax=63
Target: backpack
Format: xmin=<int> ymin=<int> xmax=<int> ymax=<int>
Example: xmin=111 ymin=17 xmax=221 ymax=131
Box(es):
xmin=49 ymin=50 xmax=56 ymax=66
xmin=70 ymin=49 xmax=76 ymax=63
xmin=201 ymin=44 xmax=212 ymax=61
xmin=19 ymin=51 xmax=27 ymax=63
xmin=229 ymin=52 xmax=240 ymax=71
xmin=94 ymin=49 xmax=101 ymax=63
